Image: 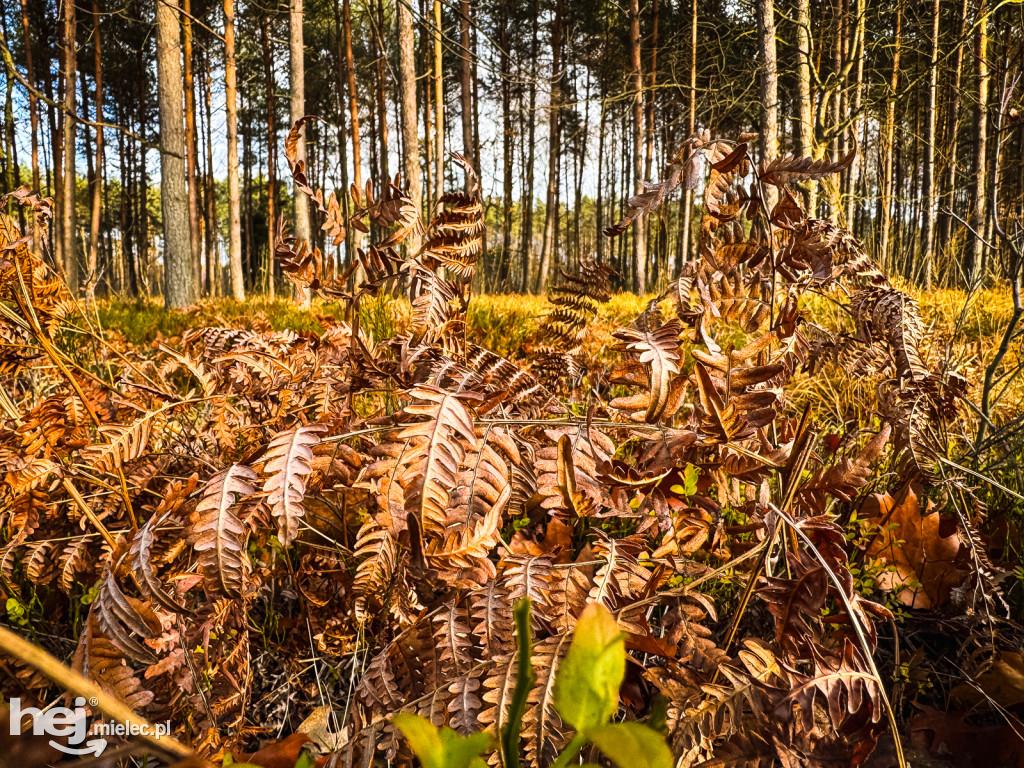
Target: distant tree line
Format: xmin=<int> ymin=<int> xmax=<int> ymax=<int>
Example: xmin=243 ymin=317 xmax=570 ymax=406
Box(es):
xmin=0 ymin=0 xmax=1022 ymax=306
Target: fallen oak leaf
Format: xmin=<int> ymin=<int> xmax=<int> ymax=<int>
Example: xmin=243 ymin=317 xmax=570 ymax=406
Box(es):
xmin=231 ymin=732 xmax=314 ymax=768
xmin=861 ymin=485 xmax=968 ymax=609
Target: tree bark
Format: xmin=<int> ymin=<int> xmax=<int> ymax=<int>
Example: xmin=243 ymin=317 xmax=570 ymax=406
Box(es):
xmin=373 ymin=0 xmax=389 ymax=181
xmin=879 ymin=5 xmax=902 ymax=270
xmin=156 ymin=0 xmax=193 ymax=307
xmin=87 ymin=0 xmax=104 ymax=301
xmin=921 ymin=0 xmax=940 ymax=288
xmin=628 ymin=0 xmax=646 ymax=293
xmin=433 ymin=0 xmax=444 ymax=204
xmin=498 ymin=0 xmax=512 ymax=285
xmin=679 ymin=0 xmax=697 ymax=267
xmin=182 ymin=0 xmax=202 ymax=298
xmin=330 ymin=0 xmax=350 ymax=272
xmin=970 ymin=1 xmax=988 ymax=280
xmin=795 ymin=0 xmax=815 ymax=213
xmin=536 ymin=0 xmax=563 ymax=293
xmin=290 ymin=0 xmax=311 ymax=304
xmin=756 ymin=0 xmax=778 ymax=165
xmin=844 ymin=8 xmax=865 ymax=232
xmin=224 ymin=0 xmax=244 ymax=299
xmin=202 ymin=46 xmax=218 ymax=295
xmin=520 ymin=0 xmax=539 ymax=291
xmin=343 ymin=0 xmax=363 ymax=253
xmin=261 ymin=14 xmax=278 ymax=299
xmin=459 ymin=0 xmax=473 ymax=186
xmin=61 ymin=0 xmax=78 ymax=292
xmin=18 ymin=0 xmax=41 ymax=255
xmin=644 ymin=0 xmax=658 ymax=182
xmin=939 ymin=0 xmax=969 ymax=257
xmin=397 ymin=0 xmax=421 ymax=253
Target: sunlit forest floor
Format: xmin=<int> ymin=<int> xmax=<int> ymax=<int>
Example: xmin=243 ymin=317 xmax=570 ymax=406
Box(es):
xmin=94 ymin=282 xmax=1024 ymax=423
xmin=90 ymin=282 xmax=1024 ymax=517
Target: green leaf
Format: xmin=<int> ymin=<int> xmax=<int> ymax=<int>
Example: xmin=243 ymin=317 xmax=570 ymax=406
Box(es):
xmin=682 ymin=463 xmax=700 ymax=496
xmin=585 ymin=722 xmax=674 ymax=768
xmin=553 ymin=602 xmax=625 ymax=731
xmin=393 ymin=713 xmax=491 ymax=768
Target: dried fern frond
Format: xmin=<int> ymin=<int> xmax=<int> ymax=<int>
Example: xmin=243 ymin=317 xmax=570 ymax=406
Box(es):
xmin=191 ymin=464 xmax=258 ymax=597
xmin=262 ymin=424 xmax=327 ymax=546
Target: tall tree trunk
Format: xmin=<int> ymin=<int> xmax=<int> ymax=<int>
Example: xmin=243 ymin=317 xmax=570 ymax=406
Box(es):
xmin=879 ymin=5 xmax=902 ymax=270
xmin=644 ymin=0 xmax=658 ymax=181
xmin=19 ymin=0 xmax=41 ymax=255
xmin=795 ymin=0 xmax=815 ymax=212
xmin=596 ymin=96 xmax=606 ymax=263
xmin=844 ymin=7 xmax=865 ymax=232
xmin=156 ymin=0 xmax=193 ymax=307
xmin=679 ymin=0 xmax=697 ymax=267
xmin=332 ymin=0 xmax=351 ymax=270
xmin=970 ymin=1 xmax=988 ymax=280
xmin=939 ymin=0 xmax=969 ymax=259
xmin=628 ymin=0 xmax=646 ymax=293
xmin=921 ymin=0 xmax=940 ymax=288
xmin=520 ymin=0 xmax=539 ymax=291
xmin=224 ymin=0 xmax=244 ymax=299
xmin=290 ymin=0 xmax=310 ymax=304
xmin=203 ymin=47 xmax=218 ymax=295
xmin=422 ymin=1 xmax=432 ymax=211
xmin=117 ymin=106 xmax=128 ymax=294
xmin=343 ymin=0 xmax=363 ymax=253
xmin=87 ymin=0 xmax=104 ymax=301
xmin=373 ymin=0 xmax=389 ymax=180
xmin=537 ymin=0 xmax=563 ymax=293
xmin=398 ymin=0 xmax=421 ymax=253
xmin=182 ymin=0 xmax=202 ymax=298
xmin=459 ymin=0 xmax=473 ymax=182
xmin=645 ymin=0 xmax=659 ymax=284
xmin=61 ymin=0 xmax=78 ymax=292
xmin=261 ymin=15 xmax=278 ymax=299
xmin=136 ymin=56 xmax=150 ymax=295
xmin=433 ymin=0 xmax=444 ymax=203
xmin=756 ymin=0 xmax=779 ymax=165
xmin=498 ymin=0 xmax=512 ymax=285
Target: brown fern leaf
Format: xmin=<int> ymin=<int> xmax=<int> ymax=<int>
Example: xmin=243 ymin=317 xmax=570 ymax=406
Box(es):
xmin=130 ymin=513 xmax=189 ymax=613
xmin=75 ymin=611 xmax=155 ymax=711
xmin=353 ymin=517 xmax=399 ymax=623
xmin=535 ymin=427 xmax=614 ymax=520
xmin=611 ymin=318 xmax=684 ymax=423
xmin=395 ymin=385 xmax=480 ymax=537
xmin=523 ymin=633 xmax=571 ymax=767
xmin=262 ymin=424 xmax=327 ymax=546
xmin=409 ymin=266 xmax=465 ymax=350
xmin=758 ymin=144 xmax=856 ymax=188
xmin=796 ymin=426 xmax=891 ymax=514
xmin=81 ymin=419 xmax=154 ymax=474
xmin=535 ymin=259 xmax=615 ymax=379
xmin=284 ymin=116 xmax=346 ymax=246
xmin=190 ymin=465 xmax=257 ymax=597
xmin=605 ymin=157 xmax=694 ymax=237
xmin=418 ymin=155 xmax=484 ymax=279
xmin=469 ymin=579 xmax=515 ymax=658
xmin=56 ymin=539 xmax=92 ymax=594
xmin=22 ymin=540 xmax=55 ymax=586
xmin=95 ymin=566 xmax=161 ymax=665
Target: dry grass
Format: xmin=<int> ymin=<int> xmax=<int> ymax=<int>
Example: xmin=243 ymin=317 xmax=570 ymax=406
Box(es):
xmin=95 ymin=283 xmax=1022 ymax=433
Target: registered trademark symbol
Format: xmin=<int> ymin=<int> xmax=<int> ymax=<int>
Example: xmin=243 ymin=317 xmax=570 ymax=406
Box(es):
xmin=89 ymin=697 xmax=98 ymax=706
